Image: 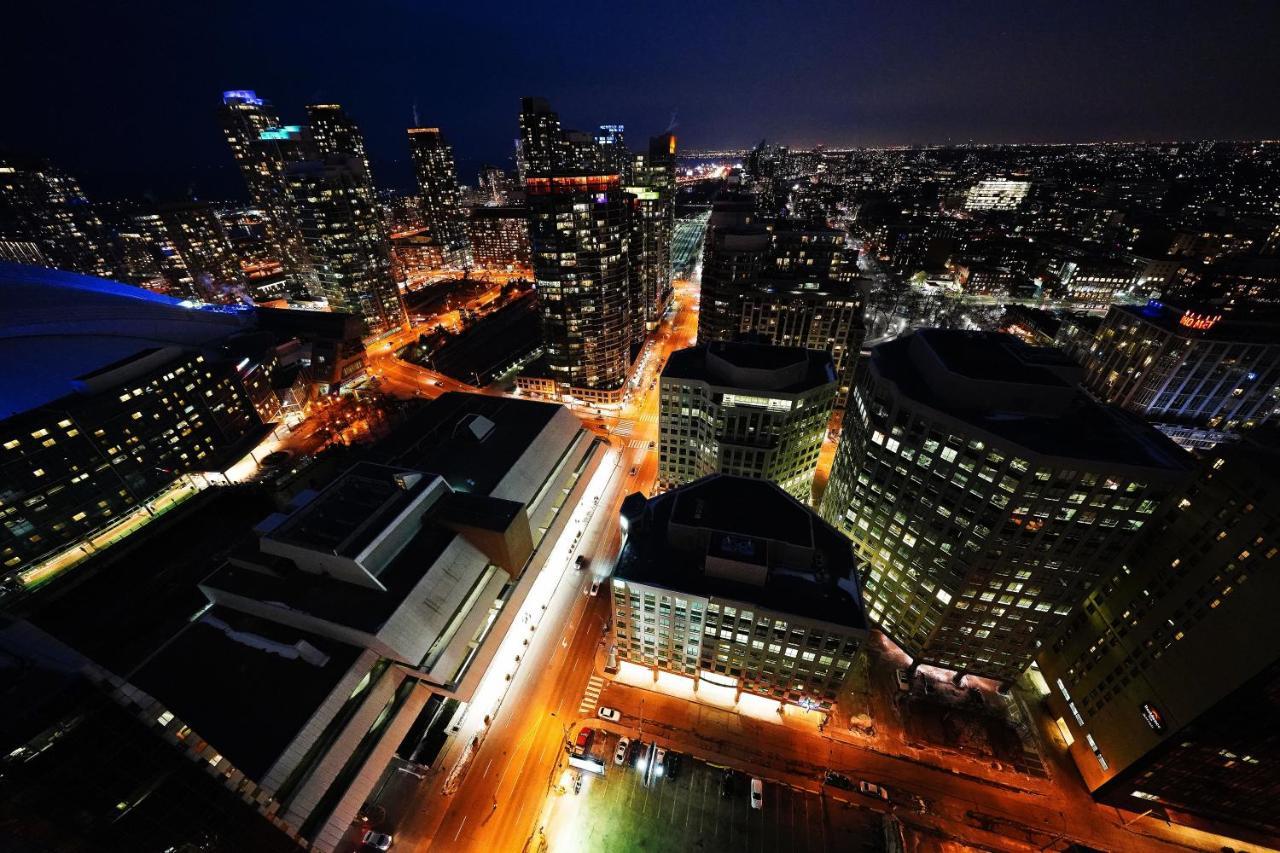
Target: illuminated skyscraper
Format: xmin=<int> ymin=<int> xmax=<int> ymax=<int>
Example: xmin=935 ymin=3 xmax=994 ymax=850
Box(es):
xmin=216 ymin=90 xmax=313 ymax=289
xmin=406 ymin=127 xmax=469 ymax=267
xmin=306 ymin=103 xmax=373 ymax=183
xmin=284 ymin=158 xmax=405 ymax=335
xmin=596 ymin=124 xmax=630 ymax=181
xmin=516 ymin=98 xmax=633 ymax=403
xmin=0 ymin=153 xmax=117 ymax=278
xmin=132 ymin=202 xmax=245 ymax=302
xmin=626 ymin=133 xmax=678 ymax=342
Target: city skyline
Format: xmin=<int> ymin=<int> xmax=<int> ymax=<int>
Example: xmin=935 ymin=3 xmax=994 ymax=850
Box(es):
xmin=5 ymin=1 xmax=1280 ymax=198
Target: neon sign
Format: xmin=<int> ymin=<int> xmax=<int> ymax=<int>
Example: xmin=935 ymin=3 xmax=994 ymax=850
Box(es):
xmin=1178 ymin=311 xmax=1221 ymax=331
xmin=1140 ymin=702 xmax=1165 ymax=732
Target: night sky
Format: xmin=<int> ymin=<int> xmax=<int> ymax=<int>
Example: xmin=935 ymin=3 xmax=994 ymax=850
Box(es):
xmin=5 ymin=0 xmax=1280 ymax=199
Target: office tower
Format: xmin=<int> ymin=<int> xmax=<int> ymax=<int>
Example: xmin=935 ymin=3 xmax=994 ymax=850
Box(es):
xmin=596 ymin=124 xmax=630 ymax=181
xmin=964 ymin=178 xmax=1031 ymax=211
xmin=1037 ymin=438 xmax=1280 ymax=838
xmin=517 ymin=97 xmax=564 ymax=183
xmin=613 ymin=474 xmax=869 ymax=709
xmin=1061 ymin=300 xmax=1280 ymax=449
xmin=518 ymin=98 xmax=632 ymax=404
xmin=477 ymin=164 xmax=511 ymax=205
xmin=0 ymin=262 xmax=264 ymax=575
xmin=216 ymin=90 xmax=313 ymax=289
xmin=1056 ymin=258 xmax=1134 ymax=307
xmin=699 ymin=213 xmax=865 ymax=405
xmin=821 ymin=329 xmax=1192 ymax=683
xmin=306 ymin=103 xmax=373 ymax=183
xmin=0 ymin=153 xmax=117 ymax=278
xmin=626 ymin=133 xmax=678 ymax=338
xmin=466 ymin=205 xmax=531 ymax=270
xmin=406 ymin=127 xmax=470 ymax=268
xmin=284 ymin=158 xmax=405 ymax=335
xmin=659 ymin=341 xmax=836 ymax=501
xmin=131 ymin=202 xmax=245 ymax=302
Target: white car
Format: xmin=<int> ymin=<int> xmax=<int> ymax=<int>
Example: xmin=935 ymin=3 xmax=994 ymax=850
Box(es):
xmin=597 ymin=706 xmax=621 ymax=722
xmin=654 ymin=747 xmax=667 ymax=777
xmin=361 ymin=830 xmax=393 ymax=850
xmin=857 ymin=780 xmax=889 ymax=801
xmin=750 ymin=777 xmax=763 ymax=809
xmin=588 ymin=579 xmax=601 ymax=597
xmin=614 ymin=736 xmax=630 ymax=765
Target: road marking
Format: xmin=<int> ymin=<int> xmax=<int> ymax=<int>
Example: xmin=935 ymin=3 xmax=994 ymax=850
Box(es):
xmin=482 ymin=758 xmax=492 ymax=777
xmin=453 ymin=814 xmax=467 ymax=841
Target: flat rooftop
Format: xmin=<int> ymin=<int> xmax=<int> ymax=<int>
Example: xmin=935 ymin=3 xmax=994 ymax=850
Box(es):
xmin=663 ymin=341 xmax=835 ymax=393
xmin=131 ymin=606 xmax=364 ymax=780
xmin=616 ymin=476 xmax=867 ymax=632
xmin=268 ymin=461 xmax=435 ymax=559
xmin=371 ymin=392 xmax=564 ymax=495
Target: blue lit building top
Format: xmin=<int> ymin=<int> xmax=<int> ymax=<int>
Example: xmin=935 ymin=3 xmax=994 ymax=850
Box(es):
xmin=222 ymin=89 xmax=264 ymax=106
xmin=259 ymin=126 xmax=303 ymax=141
xmin=0 ymin=262 xmax=255 ymax=418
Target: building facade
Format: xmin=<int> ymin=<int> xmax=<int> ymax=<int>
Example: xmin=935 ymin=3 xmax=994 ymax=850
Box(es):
xmin=406 ymin=127 xmax=470 ymax=268
xmin=131 ymin=202 xmax=245 ymax=302
xmin=1037 ymin=439 xmax=1280 ymax=838
xmin=821 ymin=329 xmax=1192 ymax=682
xmin=613 ymin=475 xmax=868 ymax=709
xmin=964 ymin=178 xmax=1031 ymax=211
xmin=0 ymin=153 xmax=117 ymax=278
xmin=467 ymin=205 xmax=531 ymax=271
xmin=1063 ymin=301 xmax=1280 ymax=448
xmin=659 ymin=341 xmax=836 ymax=501
xmin=283 ymin=158 xmax=405 ymax=336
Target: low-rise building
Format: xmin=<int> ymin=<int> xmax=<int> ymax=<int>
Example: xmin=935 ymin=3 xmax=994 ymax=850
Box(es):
xmin=612 ymin=475 xmax=869 ymax=710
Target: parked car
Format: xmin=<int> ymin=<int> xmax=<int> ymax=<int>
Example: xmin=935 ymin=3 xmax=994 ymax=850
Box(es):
xmin=665 ymin=752 xmax=681 ymax=780
xmin=572 ymin=727 xmax=594 ymax=756
xmin=720 ymin=770 xmax=736 ymax=798
xmin=894 ymin=669 xmax=911 ymax=692
xmin=614 ymin=736 xmax=630 ymax=765
xmin=824 ymin=770 xmax=854 ymax=790
xmin=857 ymin=781 xmax=889 ymax=801
xmin=574 ymin=554 xmax=588 ymax=571
xmin=361 ymin=830 xmax=393 ymax=850
xmin=628 ymin=739 xmax=643 ymax=767
xmin=588 ymin=579 xmax=601 ymax=596
xmin=597 ymin=706 xmax=621 ymax=722
xmin=750 ymin=777 xmax=763 ymax=809
xmin=654 ymin=747 xmax=667 ymax=777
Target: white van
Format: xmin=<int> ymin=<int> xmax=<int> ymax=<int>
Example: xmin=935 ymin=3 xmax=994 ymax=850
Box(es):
xmin=750 ymin=778 xmax=763 ymax=809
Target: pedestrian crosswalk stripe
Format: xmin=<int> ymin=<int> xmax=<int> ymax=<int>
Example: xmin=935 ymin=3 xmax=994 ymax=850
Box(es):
xmin=627 ymin=439 xmax=647 ymax=449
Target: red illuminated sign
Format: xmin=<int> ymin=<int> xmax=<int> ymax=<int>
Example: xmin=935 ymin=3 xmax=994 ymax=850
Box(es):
xmin=1178 ymin=311 xmax=1221 ymax=331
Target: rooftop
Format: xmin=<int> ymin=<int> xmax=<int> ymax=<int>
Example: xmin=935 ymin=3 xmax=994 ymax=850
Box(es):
xmin=663 ymin=340 xmax=836 ymax=394
xmin=1119 ymin=301 xmax=1280 ymax=344
xmin=873 ymin=329 xmax=1190 ymax=471
xmin=616 ymin=476 xmax=867 ymax=632
xmin=131 ymin=606 xmax=364 ymax=780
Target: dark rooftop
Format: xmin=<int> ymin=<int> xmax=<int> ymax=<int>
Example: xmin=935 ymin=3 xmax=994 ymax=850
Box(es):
xmin=615 ymin=476 xmax=867 ymax=632
xmin=663 ymin=340 xmax=836 ymax=393
xmin=268 ymin=462 xmax=434 ymax=559
xmin=131 ymin=607 xmax=364 ymax=780
xmin=1119 ymin=301 xmax=1280 ymax=344
xmin=371 ymin=392 xmax=565 ymax=495
xmin=873 ymin=329 xmax=1190 ymax=471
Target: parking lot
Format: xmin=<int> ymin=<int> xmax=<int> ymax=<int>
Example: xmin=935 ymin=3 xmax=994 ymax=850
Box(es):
xmin=549 ymin=734 xmax=885 ymax=853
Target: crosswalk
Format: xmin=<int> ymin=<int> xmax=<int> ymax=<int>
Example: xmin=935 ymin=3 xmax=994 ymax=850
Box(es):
xmin=627 ymin=439 xmax=648 ymax=449
xmin=613 ymin=419 xmax=637 ymax=437
xmin=578 ymin=674 xmax=605 ymax=716
xmin=638 ymin=412 xmax=659 ymax=424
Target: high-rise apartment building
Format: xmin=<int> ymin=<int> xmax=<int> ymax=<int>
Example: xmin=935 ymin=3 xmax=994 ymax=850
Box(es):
xmin=821 ymin=329 xmax=1192 ymax=682
xmin=626 ymin=133 xmax=677 ymax=339
xmin=1061 ymin=300 xmax=1280 ymax=449
xmin=217 ymin=90 xmax=314 ymax=289
xmin=467 ymin=205 xmax=531 ymax=271
xmin=517 ymin=98 xmax=633 ymax=404
xmin=612 ymin=475 xmax=868 ymax=710
xmin=1037 ymin=438 xmax=1280 ymax=838
xmin=0 ymin=153 xmax=117 ymax=278
xmin=306 ymin=103 xmax=373 ymax=183
xmin=131 ymin=203 xmax=245 ymax=302
xmin=659 ymin=341 xmax=836 ymax=501
xmin=284 ymin=158 xmax=405 ymax=335
xmin=596 ymin=124 xmax=630 ymax=181
xmin=406 ymin=127 xmax=470 ymax=267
